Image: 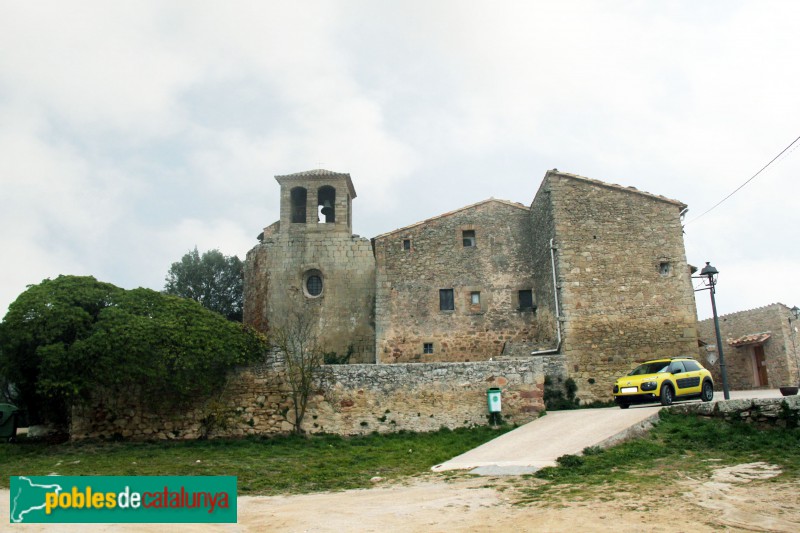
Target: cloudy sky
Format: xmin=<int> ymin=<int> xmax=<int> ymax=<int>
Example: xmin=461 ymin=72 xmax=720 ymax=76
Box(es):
xmin=1 ymin=1 xmax=798 ymax=321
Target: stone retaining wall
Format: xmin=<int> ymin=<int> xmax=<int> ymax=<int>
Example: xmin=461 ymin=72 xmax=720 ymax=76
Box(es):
xmin=71 ymin=355 xmax=566 ymax=440
xmin=669 ymin=396 xmax=800 ymax=428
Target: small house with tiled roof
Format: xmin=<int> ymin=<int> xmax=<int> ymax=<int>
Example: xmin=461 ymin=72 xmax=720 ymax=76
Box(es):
xmin=697 ymin=303 xmax=800 ymax=389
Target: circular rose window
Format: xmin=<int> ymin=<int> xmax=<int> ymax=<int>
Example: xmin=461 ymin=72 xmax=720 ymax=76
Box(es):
xmin=306 ymin=275 xmax=322 ymax=296
xmin=303 ymin=270 xmax=324 ymax=298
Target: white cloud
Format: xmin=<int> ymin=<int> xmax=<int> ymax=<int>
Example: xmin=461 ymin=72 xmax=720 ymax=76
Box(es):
xmin=0 ymin=2 xmax=195 ymax=136
xmin=0 ymin=0 xmax=798 ymax=320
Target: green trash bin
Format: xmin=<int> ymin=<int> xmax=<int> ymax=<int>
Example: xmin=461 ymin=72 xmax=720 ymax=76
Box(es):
xmin=487 ymin=388 xmax=502 ymax=413
xmin=487 ymin=388 xmax=502 ymax=426
xmin=0 ymin=403 xmax=20 ymax=442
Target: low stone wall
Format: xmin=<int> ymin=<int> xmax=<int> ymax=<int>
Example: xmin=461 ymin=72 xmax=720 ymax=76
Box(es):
xmin=70 ymin=364 xmax=288 ymax=440
xmin=71 ymin=355 xmax=566 ymax=440
xmin=306 ymin=358 xmax=557 ymax=435
xmin=669 ymin=396 xmax=800 ymax=428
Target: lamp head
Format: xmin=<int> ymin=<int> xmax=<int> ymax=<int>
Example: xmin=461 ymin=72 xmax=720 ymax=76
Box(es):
xmin=791 ymin=305 xmax=800 ymax=320
xmin=699 ymin=262 xmax=718 ymax=285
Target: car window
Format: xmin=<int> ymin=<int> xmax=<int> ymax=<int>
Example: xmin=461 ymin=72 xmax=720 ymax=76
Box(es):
xmin=683 ymin=360 xmax=701 ymax=371
xmin=670 ymin=361 xmax=687 ymax=373
xmin=629 ymin=362 xmax=670 ymax=375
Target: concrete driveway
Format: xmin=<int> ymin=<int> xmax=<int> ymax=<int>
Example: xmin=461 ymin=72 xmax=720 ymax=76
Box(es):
xmin=432 ymin=389 xmax=785 ymax=475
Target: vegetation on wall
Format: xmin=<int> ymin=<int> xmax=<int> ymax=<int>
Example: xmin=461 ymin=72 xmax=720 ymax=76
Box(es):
xmin=164 ymin=247 xmax=244 ymax=321
xmin=271 ymin=312 xmax=324 ymax=434
xmin=543 ymin=375 xmax=580 ymax=410
xmin=323 ymin=345 xmax=354 ymax=365
xmin=0 ymin=275 xmax=268 ymax=428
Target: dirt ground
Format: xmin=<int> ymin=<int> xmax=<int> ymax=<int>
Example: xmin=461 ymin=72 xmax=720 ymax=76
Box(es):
xmin=3 ymin=462 xmax=799 ymax=532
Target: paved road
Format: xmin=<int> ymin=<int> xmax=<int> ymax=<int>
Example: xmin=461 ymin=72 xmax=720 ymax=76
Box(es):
xmin=432 ymin=389 xmax=785 ymax=475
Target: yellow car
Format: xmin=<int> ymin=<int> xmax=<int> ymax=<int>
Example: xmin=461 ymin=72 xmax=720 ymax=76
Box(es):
xmin=613 ymin=358 xmax=714 ymax=409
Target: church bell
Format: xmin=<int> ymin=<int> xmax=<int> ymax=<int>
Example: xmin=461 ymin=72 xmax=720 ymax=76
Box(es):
xmin=321 ymin=200 xmax=334 ymax=217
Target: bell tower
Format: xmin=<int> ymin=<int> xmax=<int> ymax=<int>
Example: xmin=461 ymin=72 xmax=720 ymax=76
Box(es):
xmin=275 ymin=169 xmax=356 ymax=234
xmin=244 ymin=168 xmax=376 ymax=364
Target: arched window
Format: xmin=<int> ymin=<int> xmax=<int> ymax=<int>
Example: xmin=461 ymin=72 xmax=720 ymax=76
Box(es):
xmin=290 ymin=187 xmax=307 ymax=223
xmin=317 ymin=186 xmax=336 ymax=223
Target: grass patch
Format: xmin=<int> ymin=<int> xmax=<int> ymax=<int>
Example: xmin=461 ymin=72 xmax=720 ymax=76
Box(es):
xmin=0 ymin=426 xmax=510 ymax=495
xmin=517 ymin=411 xmax=800 ymax=502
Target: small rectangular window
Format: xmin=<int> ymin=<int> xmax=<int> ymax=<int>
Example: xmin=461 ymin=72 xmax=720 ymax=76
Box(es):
xmin=470 ymin=291 xmax=480 ymax=305
xmin=439 ymin=289 xmax=455 ymax=311
xmin=659 ymin=262 xmax=671 ymax=276
xmin=423 ymin=343 xmax=433 ymax=354
xmin=403 ymin=239 xmax=411 ymax=250
xmin=462 ymin=230 xmax=476 ymax=247
xmin=518 ymin=290 xmax=535 ymax=311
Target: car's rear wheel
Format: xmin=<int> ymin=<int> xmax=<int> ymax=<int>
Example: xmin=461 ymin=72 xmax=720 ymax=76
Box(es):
xmin=701 ymin=381 xmax=714 ymax=402
xmin=660 ymin=384 xmax=674 ymax=406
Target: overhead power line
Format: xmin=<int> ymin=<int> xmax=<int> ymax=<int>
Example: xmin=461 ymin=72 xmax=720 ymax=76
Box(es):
xmin=685 ymin=133 xmax=800 ymax=226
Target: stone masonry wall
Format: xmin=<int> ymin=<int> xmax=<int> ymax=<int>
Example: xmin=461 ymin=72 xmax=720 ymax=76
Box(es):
xmin=276 ymin=171 xmax=355 ymax=234
xmin=244 ymin=170 xmax=375 ymax=363
xmin=546 ymin=171 xmax=699 ymax=403
xmin=307 ymin=356 xmax=562 ymax=434
xmin=71 ymin=363 xmax=288 ymax=440
xmin=244 ymin=233 xmax=375 ymax=364
xmin=528 ymin=176 xmax=560 ymax=349
xmin=670 ymin=395 xmax=800 ymax=428
xmin=697 ymin=303 xmax=799 ymax=389
xmin=70 ymin=355 xmax=563 ymax=440
xmin=373 ymin=200 xmax=554 ymax=363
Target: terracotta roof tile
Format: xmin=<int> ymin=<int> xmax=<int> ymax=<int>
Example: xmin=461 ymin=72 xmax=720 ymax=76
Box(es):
xmin=274 ymin=169 xmax=357 ymax=198
xmin=727 ymin=332 xmax=771 ymax=347
xmin=275 ymin=168 xmax=350 ymax=178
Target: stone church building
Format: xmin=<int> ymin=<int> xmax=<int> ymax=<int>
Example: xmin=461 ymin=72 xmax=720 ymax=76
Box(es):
xmin=244 ymin=168 xmax=700 ymax=400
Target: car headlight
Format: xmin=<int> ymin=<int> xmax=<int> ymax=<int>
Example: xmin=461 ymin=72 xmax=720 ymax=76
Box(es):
xmin=641 ymin=381 xmax=657 ymax=391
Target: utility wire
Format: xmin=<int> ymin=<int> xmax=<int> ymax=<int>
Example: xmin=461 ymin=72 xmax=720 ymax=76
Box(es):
xmin=685 ymin=133 xmax=800 ymax=225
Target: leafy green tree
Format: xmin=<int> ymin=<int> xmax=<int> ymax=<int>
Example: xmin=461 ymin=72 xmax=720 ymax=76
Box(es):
xmin=164 ymin=247 xmax=244 ymax=321
xmin=0 ymin=275 xmax=267 ymax=428
xmin=0 ymin=276 xmax=119 ymax=425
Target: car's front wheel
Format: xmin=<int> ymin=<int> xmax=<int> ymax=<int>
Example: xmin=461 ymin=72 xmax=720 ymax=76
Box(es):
xmin=701 ymin=381 xmax=714 ymax=402
xmin=618 ymin=401 xmax=630 ymax=409
xmin=660 ymin=384 xmax=674 ymax=406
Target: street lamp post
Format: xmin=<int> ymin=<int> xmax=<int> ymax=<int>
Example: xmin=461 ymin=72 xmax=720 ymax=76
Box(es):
xmin=695 ymin=262 xmax=730 ymax=400
xmin=789 ymin=306 xmax=800 ymax=385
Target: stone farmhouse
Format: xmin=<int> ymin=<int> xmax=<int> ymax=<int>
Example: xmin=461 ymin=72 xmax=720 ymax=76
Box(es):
xmin=71 ymin=167 xmax=703 ymax=440
xmin=697 ymin=303 xmax=800 ymax=390
xmin=244 ymin=168 xmax=700 ymax=403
